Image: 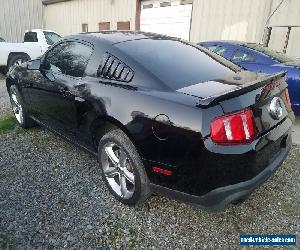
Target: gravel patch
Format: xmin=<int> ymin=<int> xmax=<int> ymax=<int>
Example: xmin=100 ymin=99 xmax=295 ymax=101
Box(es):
xmin=0 ymin=76 xmax=299 ymax=249
xmin=0 ymin=75 xmax=10 ymax=114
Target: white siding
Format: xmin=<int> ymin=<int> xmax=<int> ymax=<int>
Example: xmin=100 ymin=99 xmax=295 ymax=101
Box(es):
xmin=190 ymin=0 xmax=300 ymax=57
xmin=0 ymin=0 xmax=44 ymax=42
xmin=190 ymin=0 xmax=272 ymax=43
xmin=268 ymin=0 xmax=300 ymax=57
xmin=140 ymin=0 xmax=192 ymax=40
xmin=44 ymin=0 xmax=137 ymax=36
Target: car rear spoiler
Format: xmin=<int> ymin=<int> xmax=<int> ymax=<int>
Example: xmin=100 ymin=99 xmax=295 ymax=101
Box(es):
xmin=197 ymin=71 xmax=287 ymax=107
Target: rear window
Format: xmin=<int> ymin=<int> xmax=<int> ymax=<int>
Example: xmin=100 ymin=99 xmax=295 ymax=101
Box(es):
xmin=115 ymin=39 xmax=234 ymax=89
xmin=205 ymin=45 xmax=227 ymax=56
xmin=24 ymin=32 xmax=38 ymax=42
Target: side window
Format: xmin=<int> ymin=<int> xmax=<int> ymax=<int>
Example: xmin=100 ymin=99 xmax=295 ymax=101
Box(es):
xmin=43 ymin=31 xmax=61 ymax=45
xmin=97 ymin=53 xmax=134 ymax=82
xmin=24 ymin=32 xmax=38 ymax=42
xmin=231 ymin=50 xmax=256 ymax=63
xmin=205 ymin=45 xmax=227 ymax=56
xmin=45 ymin=41 xmax=93 ymax=77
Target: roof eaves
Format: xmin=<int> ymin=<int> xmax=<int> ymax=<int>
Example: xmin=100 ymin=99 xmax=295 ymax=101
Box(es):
xmin=42 ymin=0 xmax=72 ymax=5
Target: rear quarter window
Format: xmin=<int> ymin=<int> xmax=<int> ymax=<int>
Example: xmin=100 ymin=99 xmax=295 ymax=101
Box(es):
xmin=97 ymin=53 xmax=134 ymax=82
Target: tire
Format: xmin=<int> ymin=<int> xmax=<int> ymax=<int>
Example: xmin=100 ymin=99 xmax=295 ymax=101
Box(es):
xmin=98 ymin=129 xmax=151 ymax=206
xmin=0 ymin=66 xmax=8 ymax=75
xmin=8 ymin=85 xmax=36 ymax=129
xmin=7 ymin=54 xmax=30 ymax=71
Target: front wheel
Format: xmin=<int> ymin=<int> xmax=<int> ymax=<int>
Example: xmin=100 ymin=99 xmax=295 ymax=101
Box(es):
xmin=98 ymin=129 xmax=151 ymax=206
xmin=8 ymin=85 xmax=35 ymax=128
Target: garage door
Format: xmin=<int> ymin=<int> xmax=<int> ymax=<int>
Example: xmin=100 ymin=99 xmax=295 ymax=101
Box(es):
xmin=140 ymin=0 xmax=193 ymax=41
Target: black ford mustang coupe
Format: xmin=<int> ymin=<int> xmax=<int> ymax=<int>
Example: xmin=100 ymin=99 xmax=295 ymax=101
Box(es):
xmin=6 ymin=32 xmax=294 ymax=211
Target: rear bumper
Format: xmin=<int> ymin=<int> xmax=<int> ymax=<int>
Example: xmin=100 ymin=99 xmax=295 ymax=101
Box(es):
xmin=151 ymin=135 xmax=292 ymax=212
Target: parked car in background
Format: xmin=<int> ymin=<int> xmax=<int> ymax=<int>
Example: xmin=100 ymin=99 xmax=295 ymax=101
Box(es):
xmin=199 ymin=41 xmax=300 ymax=115
xmin=0 ymin=37 xmax=5 ymax=42
xmin=0 ymin=29 xmax=61 ymax=73
xmin=6 ymin=32 xmax=294 ymax=211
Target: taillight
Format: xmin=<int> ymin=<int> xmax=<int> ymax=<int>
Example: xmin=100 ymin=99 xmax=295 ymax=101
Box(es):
xmin=211 ymin=108 xmax=256 ymax=145
xmin=284 ymin=89 xmax=291 ymax=108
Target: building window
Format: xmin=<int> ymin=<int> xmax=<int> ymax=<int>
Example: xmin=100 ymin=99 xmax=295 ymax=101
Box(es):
xmin=143 ymin=4 xmax=153 ymax=9
xmin=180 ymin=0 xmax=193 ymax=5
xmin=117 ymin=21 xmax=130 ymax=30
xmin=99 ymin=22 xmax=110 ymax=31
xmin=82 ymin=23 xmax=88 ymax=33
xmin=160 ymin=1 xmax=171 ymax=7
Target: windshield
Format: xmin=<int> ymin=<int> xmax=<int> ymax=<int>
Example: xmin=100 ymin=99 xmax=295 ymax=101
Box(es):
xmin=44 ymin=31 xmax=61 ymax=46
xmin=243 ymin=43 xmax=292 ymax=63
xmin=116 ymin=39 xmax=234 ymax=90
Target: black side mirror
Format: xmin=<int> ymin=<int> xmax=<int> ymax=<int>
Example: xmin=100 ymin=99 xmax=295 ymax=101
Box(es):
xmin=41 ymin=59 xmax=51 ymax=71
xmin=27 ymin=59 xmax=41 ymax=70
xmin=40 ymin=59 xmax=55 ymax=82
xmin=27 ymin=58 xmax=55 ymax=81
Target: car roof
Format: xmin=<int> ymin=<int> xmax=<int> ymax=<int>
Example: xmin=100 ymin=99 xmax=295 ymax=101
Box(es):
xmin=26 ymin=29 xmax=60 ymax=35
xmin=67 ymin=31 xmax=178 ymax=45
xmin=200 ymin=40 xmax=264 ymax=47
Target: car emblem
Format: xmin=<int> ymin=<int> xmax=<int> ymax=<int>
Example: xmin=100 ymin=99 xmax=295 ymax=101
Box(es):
xmin=269 ymin=97 xmax=283 ymax=120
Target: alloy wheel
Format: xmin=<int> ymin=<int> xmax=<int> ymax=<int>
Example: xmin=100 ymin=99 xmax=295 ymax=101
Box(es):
xmin=10 ymin=87 xmax=23 ymax=124
xmin=101 ymin=142 xmax=135 ymax=199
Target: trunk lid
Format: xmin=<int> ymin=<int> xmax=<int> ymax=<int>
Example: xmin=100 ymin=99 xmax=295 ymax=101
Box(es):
xmin=177 ymin=71 xmax=293 ymax=135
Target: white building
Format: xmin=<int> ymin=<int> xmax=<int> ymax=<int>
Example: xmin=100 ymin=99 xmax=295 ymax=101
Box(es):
xmin=0 ymin=0 xmax=43 ymax=42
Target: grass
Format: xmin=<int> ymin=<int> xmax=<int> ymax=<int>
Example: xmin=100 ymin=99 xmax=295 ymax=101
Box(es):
xmin=0 ymin=110 xmax=16 ymax=134
xmin=0 ymin=232 xmax=14 ymax=250
xmin=106 ymin=220 xmax=139 ymax=250
xmin=0 ymin=109 xmax=25 ymax=135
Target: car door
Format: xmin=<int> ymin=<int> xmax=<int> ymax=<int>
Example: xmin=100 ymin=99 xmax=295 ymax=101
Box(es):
xmin=27 ymin=40 xmax=93 ymax=135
